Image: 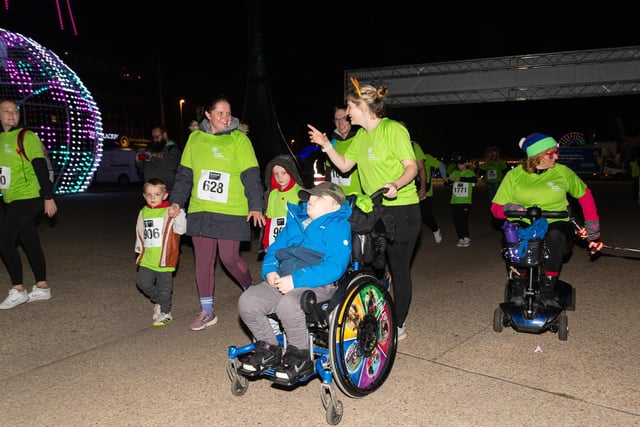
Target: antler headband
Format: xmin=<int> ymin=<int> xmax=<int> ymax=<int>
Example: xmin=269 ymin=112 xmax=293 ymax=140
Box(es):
xmin=349 ymin=76 xmax=362 ymax=97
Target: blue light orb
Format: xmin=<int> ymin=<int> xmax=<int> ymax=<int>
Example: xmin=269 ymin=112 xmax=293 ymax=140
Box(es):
xmin=0 ymin=27 xmax=103 ymax=195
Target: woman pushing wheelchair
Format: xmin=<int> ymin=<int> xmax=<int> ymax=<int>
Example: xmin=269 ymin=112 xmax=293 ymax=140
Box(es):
xmin=490 ymin=133 xmax=603 ymax=308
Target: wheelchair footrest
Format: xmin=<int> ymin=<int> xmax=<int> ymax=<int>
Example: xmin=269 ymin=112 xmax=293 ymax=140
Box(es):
xmin=271 ymin=370 xmax=316 ymax=387
xmin=236 ymin=366 xmax=265 ymax=378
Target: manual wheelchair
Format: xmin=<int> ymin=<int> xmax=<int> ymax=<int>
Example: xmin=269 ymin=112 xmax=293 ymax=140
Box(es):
xmin=226 ymin=189 xmax=398 ymax=425
xmin=492 ymin=206 xmax=576 ymax=341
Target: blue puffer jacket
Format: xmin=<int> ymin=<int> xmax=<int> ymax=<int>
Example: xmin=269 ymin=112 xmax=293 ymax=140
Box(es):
xmin=261 ymin=201 xmax=352 ymax=288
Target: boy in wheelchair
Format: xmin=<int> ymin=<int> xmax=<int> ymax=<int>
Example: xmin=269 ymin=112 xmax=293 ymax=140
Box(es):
xmin=237 ymin=182 xmax=352 ymax=384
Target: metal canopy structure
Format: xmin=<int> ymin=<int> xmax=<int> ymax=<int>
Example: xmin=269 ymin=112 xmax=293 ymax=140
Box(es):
xmin=345 ymin=46 xmax=640 ymax=107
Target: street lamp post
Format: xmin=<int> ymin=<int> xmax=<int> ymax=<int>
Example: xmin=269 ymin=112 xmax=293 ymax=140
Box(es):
xmin=179 ymin=99 xmax=185 ymax=146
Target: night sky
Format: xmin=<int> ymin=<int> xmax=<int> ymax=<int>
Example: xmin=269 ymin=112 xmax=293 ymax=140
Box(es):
xmin=2 ymin=1 xmax=640 ymax=159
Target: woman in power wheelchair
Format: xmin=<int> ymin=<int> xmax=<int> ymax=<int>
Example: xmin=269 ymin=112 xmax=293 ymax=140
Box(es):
xmin=227 ymin=184 xmax=397 ymax=425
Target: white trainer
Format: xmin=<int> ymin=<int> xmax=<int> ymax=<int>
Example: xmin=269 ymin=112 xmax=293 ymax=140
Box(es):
xmin=152 ymin=304 xmax=162 ymax=321
xmin=433 ymin=229 xmax=442 ymax=243
xmin=456 ymin=238 xmax=465 ymax=247
xmin=28 ymin=286 xmax=51 ymax=302
xmin=0 ymin=288 xmax=29 ymax=309
xmin=153 ymin=312 xmax=173 ymax=327
xmin=397 ymin=324 xmax=407 ymax=340
xmin=462 ymin=237 xmax=471 ymax=247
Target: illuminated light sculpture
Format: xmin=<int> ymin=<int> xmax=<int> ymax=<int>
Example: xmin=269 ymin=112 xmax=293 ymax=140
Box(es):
xmin=559 ymin=131 xmax=586 ymax=147
xmin=0 ymin=27 xmax=103 ymax=194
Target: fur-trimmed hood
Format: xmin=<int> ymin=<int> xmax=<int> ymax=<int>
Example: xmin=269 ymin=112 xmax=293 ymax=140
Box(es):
xmin=198 ymin=117 xmax=249 ymax=135
xmin=264 ymin=154 xmax=304 ymax=191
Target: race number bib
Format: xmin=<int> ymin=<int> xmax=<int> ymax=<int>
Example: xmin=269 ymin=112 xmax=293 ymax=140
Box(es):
xmin=486 ymin=170 xmax=498 ymax=180
xmin=197 ymin=170 xmax=230 ymax=203
xmin=330 ymin=169 xmax=352 ymax=187
xmin=0 ymin=166 xmax=10 ymax=190
xmin=453 ymin=182 xmax=469 ymax=198
xmin=143 ymin=217 xmax=164 ymax=248
xmin=268 ymin=216 xmax=286 ymax=246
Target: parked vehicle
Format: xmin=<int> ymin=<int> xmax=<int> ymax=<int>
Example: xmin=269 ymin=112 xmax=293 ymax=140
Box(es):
xmin=93 ymin=149 xmax=142 ymax=185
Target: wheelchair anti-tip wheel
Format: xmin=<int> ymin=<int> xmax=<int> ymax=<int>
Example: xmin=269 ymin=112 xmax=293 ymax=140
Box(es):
xmin=226 ymin=359 xmax=249 ymax=396
xmin=328 ymin=274 xmax=397 ymax=398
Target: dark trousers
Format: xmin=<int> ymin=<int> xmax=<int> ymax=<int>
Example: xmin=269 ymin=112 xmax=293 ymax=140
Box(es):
xmin=419 ymin=196 xmax=439 ymax=232
xmin=0 ymin=198 xmax=46 ymax=285
xmin=451 ymin=203 xmax=471 ymax=239
xmin=544 ymin=221 xmax=574 ymax=274
xmin=383 ymin=203 xmax=421 ymax=327
xmin=136 ymin=266 xmax=174 ymax=313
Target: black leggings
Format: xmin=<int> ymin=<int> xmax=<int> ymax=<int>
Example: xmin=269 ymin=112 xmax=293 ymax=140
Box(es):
xmin=544 ymin=221 xmax=574 ymax=274
xmin=384 ymin=203 xmax=421 ymax=327
xmin=0 ymin=198 xmax=46 ymax=285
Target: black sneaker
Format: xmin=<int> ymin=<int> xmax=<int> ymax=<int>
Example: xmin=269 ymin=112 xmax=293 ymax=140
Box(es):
xmin=238 ymin=341 xmax=282 ymax=377
xmin=273 ymin=345 xmax=314 ymax=385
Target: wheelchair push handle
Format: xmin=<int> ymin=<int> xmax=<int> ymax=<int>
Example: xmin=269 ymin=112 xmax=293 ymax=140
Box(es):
xmin=370 ymin=187 xmax=389 ymax=201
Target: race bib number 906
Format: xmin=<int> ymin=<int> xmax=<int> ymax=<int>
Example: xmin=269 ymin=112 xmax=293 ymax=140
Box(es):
xmin=197 ymin=170 xmax=230 ymax=203
xmin=268 ymin=216 xmax=286 ymax=245
xmin=143 ymin=218 xmax=164 ymax=248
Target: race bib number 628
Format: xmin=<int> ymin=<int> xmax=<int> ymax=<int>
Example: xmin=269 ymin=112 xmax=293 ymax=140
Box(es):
xmin=197 ymin=169 xmax=230 ymax=203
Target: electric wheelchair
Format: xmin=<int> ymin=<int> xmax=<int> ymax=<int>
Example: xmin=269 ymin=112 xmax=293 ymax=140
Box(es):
xmin=226 ymin=189 xmax=397 ymax=425
xmin=492 ymin=206 xmax=576 ymax=341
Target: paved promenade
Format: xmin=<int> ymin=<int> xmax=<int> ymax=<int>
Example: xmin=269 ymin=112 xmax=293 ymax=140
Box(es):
xmin=1 ymin=180 xmax=638 ymax=426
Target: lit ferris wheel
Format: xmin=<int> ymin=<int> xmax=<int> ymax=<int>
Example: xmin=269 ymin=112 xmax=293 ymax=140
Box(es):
xmin=0 ymin=27 xmax=103 ymax=195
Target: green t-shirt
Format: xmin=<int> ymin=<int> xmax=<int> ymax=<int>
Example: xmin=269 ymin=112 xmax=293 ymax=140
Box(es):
xmin=327 ymin=136 xmax=363 ymax=196
xmin=344 ymin=118 xmax=418 ymax=206
xmin=493 ymin=164 xmax=587 ymax=223
xmin=449 ymin=168 xmax=476 ymax=204
xmin=0 ymin=129 xmax=45 ymax=203
xmin=480 ymin=159 xmax=508 ymax=184
xmin=631 ymin=159 xmax=639 ymax=178
xmin=180 ymin=130 xmax=259 ymax=216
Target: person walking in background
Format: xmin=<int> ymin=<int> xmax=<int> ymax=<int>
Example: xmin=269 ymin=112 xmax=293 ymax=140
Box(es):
xmin=307 ymin=80 xmax=420 ymax=341
xmin=0 ymin=99 xmax=57 ymax=309
xmin=168 ymin=95 xmax=265 ymax=331
xmin=324 ymin=104 xmax=363 ymax=196
xmin=135 ymin=178 xmax=187 ymax=326
xmin=261 ymin=154 xmax=304 ymax=254
xmin=446 ymin=155 xmax=477 ymax=248
xmin=405 ymin=122 xmax=448 ymax=243
xmin=631 ymin=155 xmax=639 ymax=201
xmin=237 ymin=182 xmax=352 ymax=382
xmin=143 ymin=126 xmax=182 ymax=191
xmin=479 ymin=146 xmax=508 ymax=202
xmin=491 ymin=133 xmax=603 ymax=307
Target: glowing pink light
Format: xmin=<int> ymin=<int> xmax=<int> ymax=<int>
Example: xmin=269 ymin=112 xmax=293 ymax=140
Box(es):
xmin=65 ymin=0 xmax=77 ymax=36
xmin=5 ymin=1 xmax=78 ymax=36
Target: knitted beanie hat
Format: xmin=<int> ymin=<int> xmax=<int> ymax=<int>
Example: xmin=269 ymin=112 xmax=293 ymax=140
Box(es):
xmin=519 ymin=133 xmax=558 ymax=158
